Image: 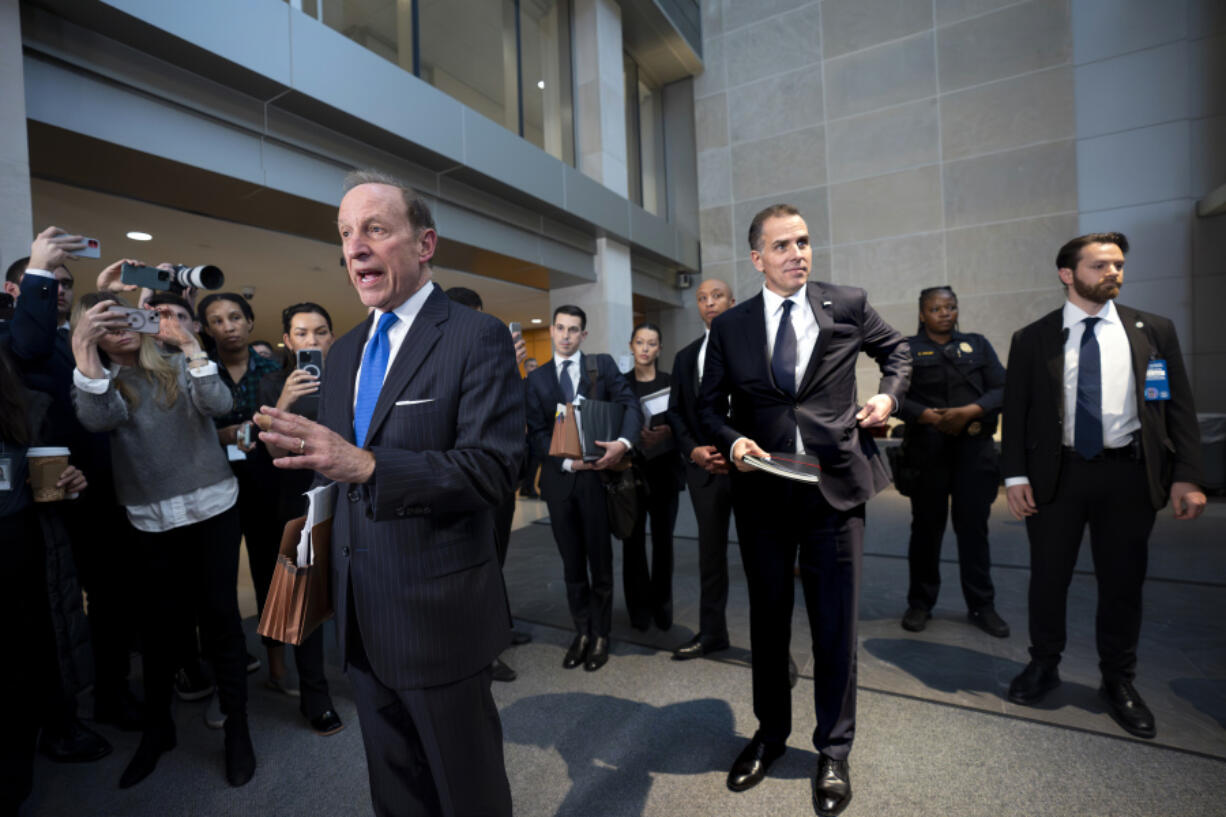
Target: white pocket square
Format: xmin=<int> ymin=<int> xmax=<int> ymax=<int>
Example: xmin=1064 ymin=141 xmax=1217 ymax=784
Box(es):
xmin=395 ymin=398 xmax=435 ymax=406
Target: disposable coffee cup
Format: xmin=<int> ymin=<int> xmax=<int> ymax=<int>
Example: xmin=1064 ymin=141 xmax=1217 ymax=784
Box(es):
xmin=27 ymin=446 xmax=70 ymax=502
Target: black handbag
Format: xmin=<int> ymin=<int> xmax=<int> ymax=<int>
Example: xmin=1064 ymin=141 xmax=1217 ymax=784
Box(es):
xmin=601 ymin=464 xmax=644 ymax=540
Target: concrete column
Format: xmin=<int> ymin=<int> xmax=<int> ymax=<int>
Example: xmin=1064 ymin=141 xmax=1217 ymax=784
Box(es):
xmin=0 ymin=0 xmax=33 ymax=269
xmin=572 ymin=0 xmax=628 ymax=196
xmin=551 ymin=236 xmax=633 ymax=361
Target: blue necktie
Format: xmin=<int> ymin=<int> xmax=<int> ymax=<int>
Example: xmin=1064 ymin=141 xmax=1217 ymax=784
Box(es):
xmin=559 ymin=359 xmax=575 ymax=403
xmin=354 ymin=311 xmax=399 ymax=447
xmin=772 ymin=299 xmax=797 ymax=397
xmin=1074 ymin=316 xmax=1103 ymax=459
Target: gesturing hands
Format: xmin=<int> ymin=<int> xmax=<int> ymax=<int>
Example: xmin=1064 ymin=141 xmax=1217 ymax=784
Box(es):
xmin=29 ymin=226 xmax=88 ymax=271
xmin=256 ymin=405 xmax=376 ymax=484
xmin=856 ymin=394 xmax=894 ymax=428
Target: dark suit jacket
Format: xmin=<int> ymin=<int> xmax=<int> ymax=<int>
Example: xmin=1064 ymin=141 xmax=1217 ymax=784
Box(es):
xmin=668 ymin=335 xmax=721 ymax=488
xmin=698 ymin=282 xmax=910 ymax=511
xmin=318 ymin=285 xmax=524 ymax=689
xmin=1001 ymin=303 xmax=1202 ymax=510
xmin=1 ymin=273 xmax=78 ymax=446
xmin=524 ymin=352 xmax=641 ymax=503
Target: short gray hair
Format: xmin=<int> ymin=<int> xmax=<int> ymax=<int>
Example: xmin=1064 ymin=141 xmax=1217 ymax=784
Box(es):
xmin=342 ymin=169 xmax=436 ymax=235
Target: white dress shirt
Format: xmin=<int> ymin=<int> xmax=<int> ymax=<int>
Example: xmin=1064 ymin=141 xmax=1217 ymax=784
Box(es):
xmin=1004 ymin=298 xmax=1139 ymax=489
xmin=553 ymin=350 xmax=632 ymax=472
xmin=353 ymin=281 xmax=435 ymax=410
xmin=697 ymin=329 xmax=710 ymax=385
xmin=762 ymin=286 xmax=818 ymax=454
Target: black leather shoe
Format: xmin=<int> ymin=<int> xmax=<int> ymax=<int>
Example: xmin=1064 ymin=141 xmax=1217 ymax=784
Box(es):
xmin=94 ymin=692 xmax=144 ymax=733
xmin=562 ymin=634 xmax=590 ymax=669
xmin=224 ymin=713 xmax=256 ymax=787
xmin=653 ymin=602 xmax=673 ymax=631
xmin=584 ymin=637 xmax=609 ymax=671
xmin=491 ymin=657 xmax=517 ymax=683
xmin=510 ymin=628 xmax=533 ymax=646
xmin=307 ymin=709 xmax=345 ymax=737
xmin=968 ymin=606 xmax=1010 ymax=638
xmin=789 ymin=653 xmax=799 ymax=690
xmin=727 ymin=737 xmax=785 ymax=792
xmin=118 ymin=724 xmax=175 ymax=789
xmin=812 ymin=754 xmax=852 ymax=816
xmin=1008 ymin=661 xmax=1061 ymax=705
xmin=39 ymin=720 xmax=112 ymax=763
xmin=901 ymin=606 xmax=931 ymax=632
xmin=1099 ymin=680 xmax=1156 ymax=738
xmin=671 ymin=634 xmax=730 ymax=661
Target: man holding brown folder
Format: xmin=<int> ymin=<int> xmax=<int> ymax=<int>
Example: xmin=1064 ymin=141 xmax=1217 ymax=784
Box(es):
xmin=524 ymin=305 xmax=641 ymax=672
xmin=258 ymin=171 xmax=523 ymax=817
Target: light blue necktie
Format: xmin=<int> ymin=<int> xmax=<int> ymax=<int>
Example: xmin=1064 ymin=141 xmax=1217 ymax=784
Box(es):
xmin=354 ymin=311 xmax=399 ymax=447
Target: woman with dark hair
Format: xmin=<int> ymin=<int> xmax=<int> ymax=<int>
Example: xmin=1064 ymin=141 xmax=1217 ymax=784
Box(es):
xmin=896 ymin=286 xmax=1010 ymax=638
xmin=620 ymin=323 xmax=683 ymax=631
xmin=253 ymin=301 xmax=344 ymax=736
xmin=198 ymin=292 xmax=285 ymax=688
xmin=70 ymin=292 xmax=255 ymax=788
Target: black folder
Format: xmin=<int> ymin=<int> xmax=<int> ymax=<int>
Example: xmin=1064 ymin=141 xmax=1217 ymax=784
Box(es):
xmin=577 ymin=399 xmax=626 ymax=461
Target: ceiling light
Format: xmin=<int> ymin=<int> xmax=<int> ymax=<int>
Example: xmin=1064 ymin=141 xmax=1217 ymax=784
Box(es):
xmin=530 ymin=317 xmax=543 ymax=324
xmin=537 ymin=80 xmax=545 ymax=90
xmin=126 ymin=231 xmax=153 ymax=241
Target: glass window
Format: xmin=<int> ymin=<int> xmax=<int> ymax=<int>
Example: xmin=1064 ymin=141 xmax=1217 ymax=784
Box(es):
xmin=624 ymin=54 xmax=666 ymax=217
xmin=520 ymin=0 xmax=575 ymax=165
xmin=293 ymin=0 xmax=416 ymax=74
xmin=419 ymin=0 xmax=519 ymax=132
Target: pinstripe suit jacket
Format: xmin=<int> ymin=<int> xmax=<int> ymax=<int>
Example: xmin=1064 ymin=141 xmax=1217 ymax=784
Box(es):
xmin=318 ymin=285 xmax=523 ymax=689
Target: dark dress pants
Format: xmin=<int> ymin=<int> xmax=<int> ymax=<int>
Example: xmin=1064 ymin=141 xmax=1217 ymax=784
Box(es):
xmin=1024 ymin=451 xmax=1155 ymax=682
xmin=234 ymin=459 xmax=284 ymax=649
xmin=734 ymin=476 xmax=863 ymax=759
xmin=622 ymin=462 xmax=678 ymax=627
xmin=132 ymin=505 xmax=248 ymax=729
xmin=685 ymin=464 xmax=732 ymax=641
xmin=345 ymin=587 xmax=511 ymax=817
xmin=545 ymin=471 xmax=614 ymax=637
xmin=905 ymin=430 xmax=998 ymax=613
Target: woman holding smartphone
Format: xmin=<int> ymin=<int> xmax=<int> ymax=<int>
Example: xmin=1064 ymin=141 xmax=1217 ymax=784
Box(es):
xmin=254 ymin=302 xmax=344 ymax=736
xmin=70 ymin=292 xmax=255 ymax=789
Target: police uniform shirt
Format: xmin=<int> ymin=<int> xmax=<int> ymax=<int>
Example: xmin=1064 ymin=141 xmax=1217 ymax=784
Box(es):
xmin=900 ymin=330 xmax=1004 ymax=424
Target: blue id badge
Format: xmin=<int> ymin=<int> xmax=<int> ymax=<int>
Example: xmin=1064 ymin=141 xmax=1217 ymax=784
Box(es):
xmin=1144 ymin=359 xmax=1170 ymax=401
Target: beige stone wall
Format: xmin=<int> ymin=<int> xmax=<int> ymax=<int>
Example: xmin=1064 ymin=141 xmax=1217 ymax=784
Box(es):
xmin=695 ymin=0 xmax=1078 ymax=400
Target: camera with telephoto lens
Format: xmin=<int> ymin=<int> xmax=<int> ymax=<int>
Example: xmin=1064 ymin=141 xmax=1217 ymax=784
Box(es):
xmin=121 ymin=262 xmax=224 ymax=294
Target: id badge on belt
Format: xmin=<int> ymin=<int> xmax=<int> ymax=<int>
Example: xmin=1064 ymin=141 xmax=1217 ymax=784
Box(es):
xmin=1144 ymin=359 xmax=1171 ymax=401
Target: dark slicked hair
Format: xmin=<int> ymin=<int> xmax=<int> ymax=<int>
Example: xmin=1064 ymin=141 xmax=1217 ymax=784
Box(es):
xmin=146 ymin=292 xmax=196 ymax=321
xmin=342 ymin=168 xmax=436 ymax=236
xmin=445 ymin=286 xmax=483 ymax=311
xmin=748 ymin=204 xmax=802 ymax=252
xmin=281 ymin=302 xmax=333 ymax=334
xmin=5 ymin=256 xmax=29 ymax=284
xmin=1056 ymin=232 xmax=1129 ymax=271
xmin=553 ymin=304 xmax=586 ymax=330
xmin=198 ymin=292 xmax=255 ymax=323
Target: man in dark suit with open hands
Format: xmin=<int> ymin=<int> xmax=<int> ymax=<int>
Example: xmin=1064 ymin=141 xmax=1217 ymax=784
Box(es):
xmin=258 ymin=171 xmax=522 ymax=817
xmin=699 ymin=204 xmax=909 ymax=816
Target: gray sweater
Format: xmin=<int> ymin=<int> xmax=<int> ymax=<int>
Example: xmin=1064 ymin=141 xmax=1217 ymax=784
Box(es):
xmin=72 ymin=357 xmax=235 ymax=507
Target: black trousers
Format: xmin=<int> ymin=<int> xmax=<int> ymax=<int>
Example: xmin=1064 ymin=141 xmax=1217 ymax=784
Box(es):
xmin=132 ymin=505 xmax=248 ymax=729
xmin=734 ymin=478 xmax=863 ymax=758
xmin=622 ymin=463 xmax=678 ymax=627
xmin=545 ymin=471 xmax=614 ymax=637
xmin=1024 ymin=451 xmax=1155 ymax=682
xmin=905 ymin=430 xmax=998 ymax=612
xmin=346 ymin=589 xmax=511 ymax=817
xmin=234 ymin=460 xmax=284 ymax=649
xmin=685 ymin=465 xmax=732 ymax=641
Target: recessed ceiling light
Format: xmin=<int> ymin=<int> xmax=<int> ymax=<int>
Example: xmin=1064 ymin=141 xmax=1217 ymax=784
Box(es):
xmin=126 ymin=231 xmax=153 ymax=241
xmin=530 ymin=317 xmax=543 ymax=324
xmin=537 ymin=80 xmax=545 ymax=90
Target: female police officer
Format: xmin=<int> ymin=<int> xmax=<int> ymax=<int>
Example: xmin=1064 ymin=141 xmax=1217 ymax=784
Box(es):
xmin=897 ymin=286 xmax=1010 ymax=638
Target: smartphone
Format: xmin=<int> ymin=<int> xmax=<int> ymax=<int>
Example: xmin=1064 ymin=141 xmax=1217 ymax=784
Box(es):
xmin=76 ymin=237 xmax=101 ymax=259
xmin=509 ymin=322 xmax=522 ymax=335
xmin=107 ymin=305 xmax=161 ymax=334
xmin=296 ymin=349 xmax=323 ymax=378
xmin=237 ymin=422 xmax=254 ymax=449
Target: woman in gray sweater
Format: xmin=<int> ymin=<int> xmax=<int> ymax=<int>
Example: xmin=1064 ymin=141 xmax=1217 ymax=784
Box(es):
xmin=71 ymin=292 xmax=255 ymax=789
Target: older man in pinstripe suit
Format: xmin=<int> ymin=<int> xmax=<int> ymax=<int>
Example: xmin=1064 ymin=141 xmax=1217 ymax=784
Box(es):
xmin=259 ymin=171 xmax=522 ymax=816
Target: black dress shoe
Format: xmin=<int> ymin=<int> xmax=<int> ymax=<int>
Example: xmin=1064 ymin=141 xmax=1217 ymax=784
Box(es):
xmin=968 ymin=606 xmax=1010 ymax=638
xmin=901 ymin=606 xmax=931 ymax=632
xmin=39 ymin=720 xmax=112 ymax=763
xmin=812 ymin=754 xmax=852 ymax=816
xmin=672 ymin=634 xmax=731 ymax=661
xmin=1008 ymin=661 xmax=1061 ymax=705
xmin=727 ymin=737 xmax=785 ymax=792
xmin=1099 ymin=680 xmax=1156 ymax=738
xmin=491 ymin=657 xmax=518 ymax=683
xmin=562 ymin=634 xmax=590 ymax=669
xmin=653 ymin=602 xmax=673 ymax=631
xmin=224 ymin=713 xmax=256 ymax=787
xmin=510 ymin=628 xmax=533 ymax=646
xmin=584 ymin=637 xmax=609 ymax=672
xmin=307 ymin=709 xmax=345 ymax=737
xmin=118 ymin=724 xmax=175 ymax=789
